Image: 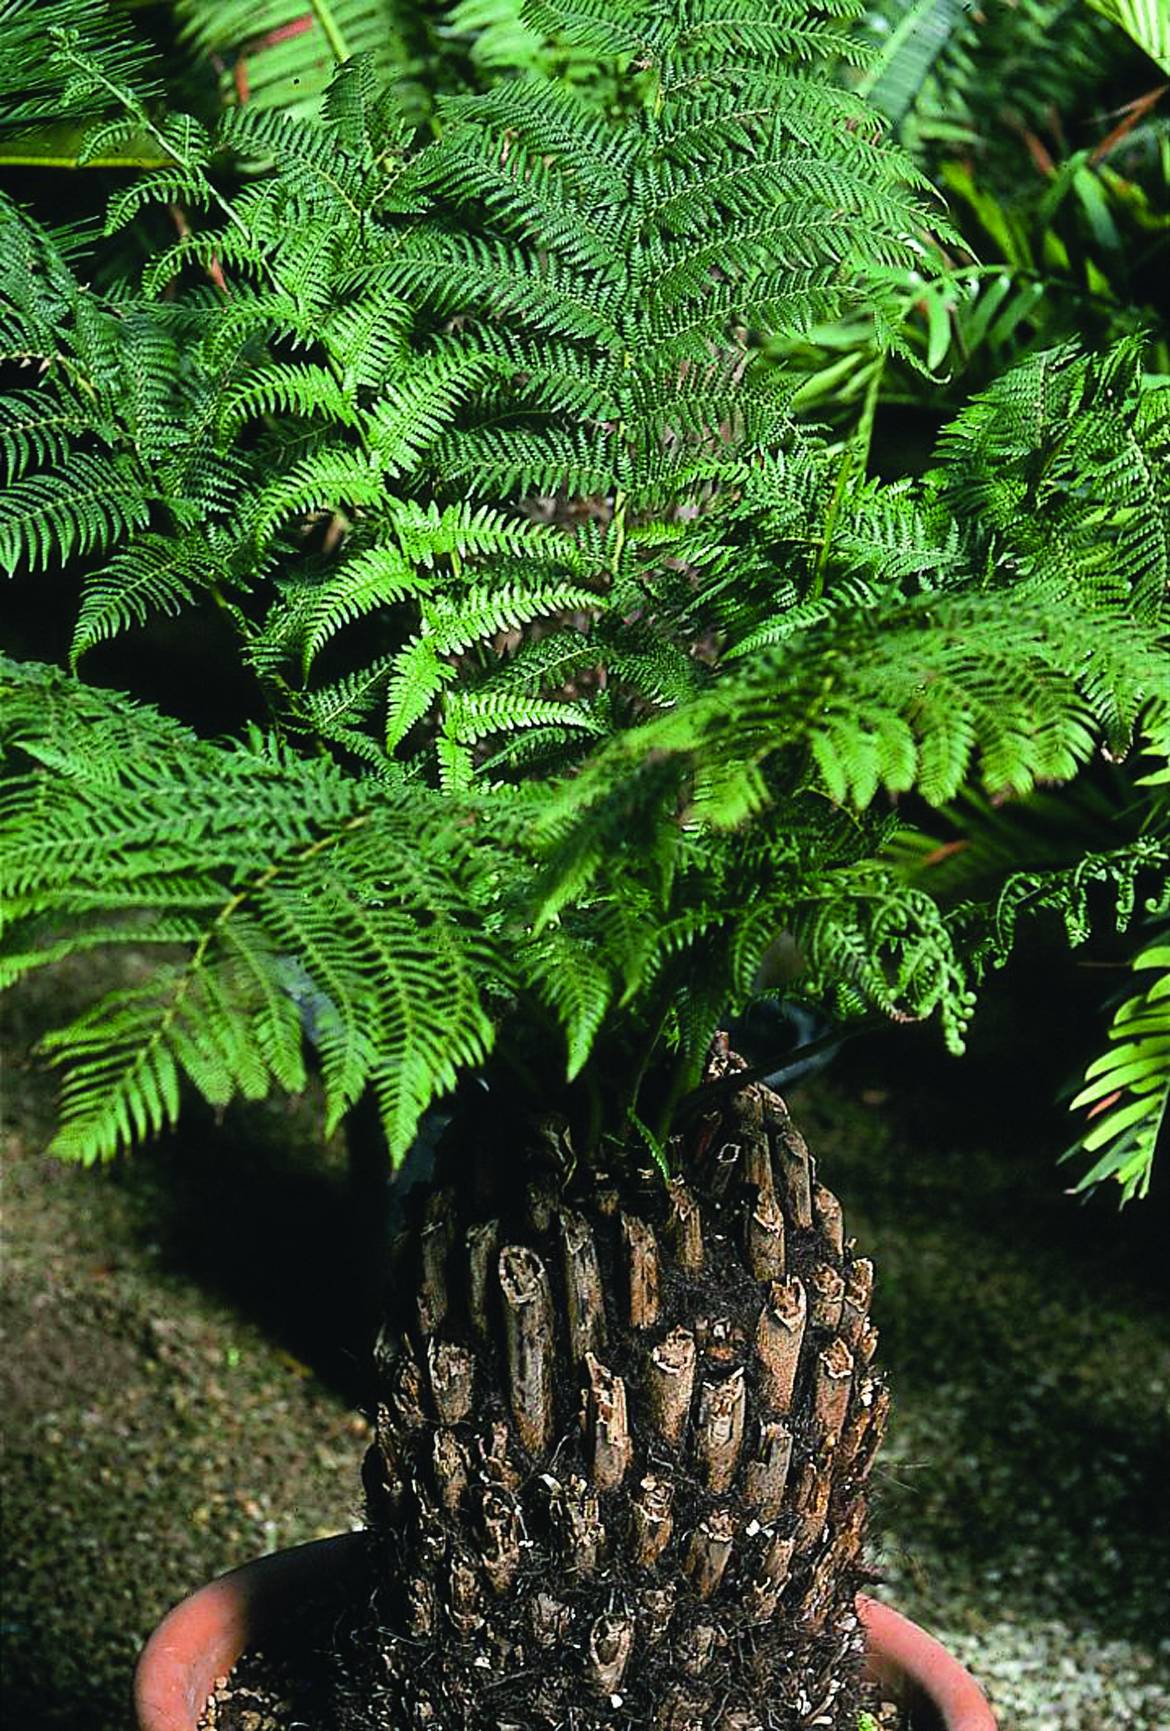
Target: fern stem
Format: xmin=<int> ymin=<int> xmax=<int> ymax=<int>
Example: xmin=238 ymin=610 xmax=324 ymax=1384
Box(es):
xmin=623 ymin=1002 xmax=672 ymax=1137
xmin=809 ymin=359 xmax=884 ymax=600
xmin=49 ymin=37 xmax=258 ymax=254
xmin=852 ymin=355 xmax=884 ymax=487
xmin=610 ymin=489 xmax=628 ymax=575
xmin=651 ymin=1045 xmax=700 ymax=1150
xmin=307 ymin=0 xmax=352 ymax=64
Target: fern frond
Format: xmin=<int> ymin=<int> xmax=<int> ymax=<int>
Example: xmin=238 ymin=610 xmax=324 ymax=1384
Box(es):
xmin=1 ymin=661 xmax=500 ymax=1162
xmin=1067 ymin=936 xmax=1170 ymax=1202
xmin=1087 ymin=0 xmax=1170 ymax=73
xmin=0 ymin=391 xmax=88 ymax=484
xmin=219 ymin=364 xmax=362 ymax=438
xmin=250 ymin=448 xmax=386 ymax=548
xmin=390 ymin=501 xmax=559 ymax=568
xmin=0 ymin=453 xmax=150 ymax=576
xmin=526 ymin=926 xmax=615 ymax=1080
xmin=291 ymin=545 xmax=421 ymax=675
xmin=173 ymin=0 xmax=428 ymax=122
xmin=0 ymin=0 xmax=160 ymax=132
xmin=70 ymin=534 xmax=219 ymax=665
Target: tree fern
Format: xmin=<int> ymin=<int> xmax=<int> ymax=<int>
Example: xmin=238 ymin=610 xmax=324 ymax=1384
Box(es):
xmin=7 ymin=18 xmax=1170 ymax=1731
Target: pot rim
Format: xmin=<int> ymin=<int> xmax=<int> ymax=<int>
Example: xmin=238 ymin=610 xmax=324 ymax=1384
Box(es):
xmin=134 ymin=1533 xmax=997 ymax=1731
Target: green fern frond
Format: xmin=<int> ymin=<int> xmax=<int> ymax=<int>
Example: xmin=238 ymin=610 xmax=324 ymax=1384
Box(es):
xmin=526 ymin=927 xmax=616 ymax=1073
xmin=1067 ymin=937 xmax=1170 ymax=1202
xmin=0 ymin=0 xmax=160 ymax=134
xmin=219 ymin=364 xmax=363 ymax=438
xmin=0 ymin=392 xmax=88 ymax=485
xmin=391 ymin=501 xmax=559 ymax=569
xmin=173 ymin=0 xmax=429 ymax=122
xmin=0 ymin=453 xmax=150 ymax=576
xmin=250 ymin=448 xmax=387 ymax=548
xmin=70 ymin=534 xmax=219 ymax=666
xmin=1 ymin=660 xmax=499 ymax=1162
xmin=1087 ymin=0 xmax=1170 ymax=73
xmin=364 ymin=349 xmax=496 ymax=477
xmin=290 ymin=545 xmax=420 ymax=675
xmin=855 ymin=0 xmax=972 ymax=128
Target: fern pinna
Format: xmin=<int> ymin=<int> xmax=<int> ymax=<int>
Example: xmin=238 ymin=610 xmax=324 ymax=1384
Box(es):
xmin=1 ymin=5 xmax=1169 ymax=1726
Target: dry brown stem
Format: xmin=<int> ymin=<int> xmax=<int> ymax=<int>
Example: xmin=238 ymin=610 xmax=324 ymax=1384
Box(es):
xmin=742 ymin=1128 xmax=774 ymax=1201
xmin=405 ymin=1574 xmax=435 ymax=1637
xmin=743 ymin=1418 xmax=793 ymax=1521
xmin=622 ymin=1213 xmax=661 ymax=1328
xmin=585 ymin=1352 xmax=633 ymax=1492
xmin=478 ymin=1418 xmax=522 ymax=1490
xmin=419 ymin=1191 xmax=455 ymax=1333
xmin=755 ymin=1276 xmax=806 ymax=1413
xmin=695 ymin=1367 xmax=747 ymax=1492
xmin=427 ymin=1338 xmax=475 ymax=1425
xmin=646 ymin=1326 xmax=697 ymax=1446
xmin=498 ymin=1245 xmax=555 ymax=1458
xmin=745 ymin=1189 xmax=786 ymax=1281
xmin=548 ymin=1472 xmax=605 ymax=1573
xmin=808 ymin=1263 xmax=845 ymax=1332
xmin=769 ymin=1109 xmax=814 ymax=1230
xmin=638 ymin=1584 xmax=676 ymax=1644
xmin=793 ymin=1451 xmax=832 ymax=1553
xmin=560 ymin=1209 xmax=607 ymax=1366
xmin=586 ymin=1614 xmax=635 ymax=1696
xmin=479 ymin=1486 xmax=523 ymax=1594
xmin=411 ymin=1475 xmax=445 ymax=1563
xmin=743 ymin=1574 xmax=783 ymax=1626
xmin=853 ymin=1381 xmax=890 ymax=1483
xmin=841 ymin=1257 xmax=874 ymax=1346
xmin=684 ymin=1508 xmax=736 ymax=1598
xmin=758 ymin=1529 xmax=796 ymax=1587
xmin=529 ymin=1593 xmax=571 ymax=1649
xmin=431 ymin=1427 xmax=469 ymax=1512
xmin=697 ymin=1314 xmax=741 ymax=1370
xmin=664 ymin=1177 xmax=703 ymax=1272
xmin=446 ymin=1548 xmax=484 ymax=1638
xmin=630 ymin=1473 xmax=675 ymax=1567
xmin=708 ymin=1140 xmax=742 ymax=1198
xmin=812 ymin=1337 xmax=854 ymax=1449
xmin=813 ymin=1184 xmax=844 ymax=1260
xmin=388 ymin=1349 xmax=427 ymax=1432
xmin=465 ymin=1220 xmax=499 ymax=1345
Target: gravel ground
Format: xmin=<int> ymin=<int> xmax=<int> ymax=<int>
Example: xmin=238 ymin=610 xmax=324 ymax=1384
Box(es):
xmin=3 ymin=973 xmax=1168 ymax=1731
xmin=794 ymin=1056 xmax=1170 ymax=1731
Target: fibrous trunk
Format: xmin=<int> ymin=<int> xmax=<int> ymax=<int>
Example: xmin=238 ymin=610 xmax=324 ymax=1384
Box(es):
xmin=346 ymin=1043 xmax=887 ymax=1731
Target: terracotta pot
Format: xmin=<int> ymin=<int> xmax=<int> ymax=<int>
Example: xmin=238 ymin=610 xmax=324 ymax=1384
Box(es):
xmin=134 ymin=1533 xmax=996 ymax=1731
xmin=858 ymin=1595 xmax=996 ymax=1730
